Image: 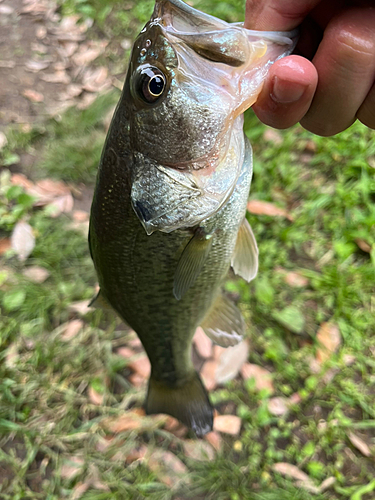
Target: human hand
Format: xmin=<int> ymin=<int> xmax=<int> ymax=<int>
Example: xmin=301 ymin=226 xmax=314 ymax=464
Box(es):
xmin=245 ymin=0 xmax=375 ymax=135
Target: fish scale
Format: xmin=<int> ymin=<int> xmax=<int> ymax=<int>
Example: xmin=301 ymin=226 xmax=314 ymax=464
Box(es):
xmin=89 ymin=0 xmax=297 ymax=435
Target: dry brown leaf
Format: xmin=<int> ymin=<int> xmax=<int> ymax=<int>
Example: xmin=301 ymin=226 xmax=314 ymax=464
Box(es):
xmin=319 ymin=477 xmax=336 ymax=492
xmin=25 ymin=59 xmax=50 ymax=72
xmin=61 ymin=455 xmax=84 ymax=481
xmin=60 ymin=319 xmax=84 ymax=341
xmin=60 ymin=41 xmax=78 ymax=57
xmin=183 ymin=440 xmax=215 ymax=461
xmin=215 ymin=340 xmax=249 ymax=384
xmin=163 ymin=416 xmax=188 ymax=438
xmin=23 ymin=89 xmax=44 ymax=103
xmin=200 ymin=360 xmax=218 ymax=391
xmin=284 ymin=271 xmax=309 ymax=288
xmin=5 ymin=343 xmax=19 ymax=369
xmin=22 ymin=266 xmax=50 ymax=283
xmin=88 ymin=386 xmax=104 ymax=406
xmin=0 ymin=238 xmax=11 ymax=255
xmin=355 ymin=238 xmax=372 ymax=253
xmin=48 ymin=193 xmax=74 ymax=217
xmin=35 ymin=178 xmax=70 ymax=197
xmin=213 ymin=415 xmax=241 ymax=436
xmin=193 ymin=327 xmax=212 ymax=359
xmin=36 ymin=25 xmax=47 ymax=39
xmin=102 ymin=412 xmax=143 ymax=433
xmin=128 ymin=373 xmax=145 ymax=387
xmin=68 ymin=300 xmax=92 ymax=316
xmin=58 ymin=84 xmax=83 ymax=101
xmin=348 ymin=432 xmax=372 ymax=457
xmin=72 ymin=46 xmax=103 ymax=66
xmin=247 ymin=200 xmax=293 ymax=221
xmin=316 ymin=322 xmax=341 ymax=364
xmin=204 ymin=431 xmax=222 ymax=451
xmin=11 ymin=173 xmax=34 ymax=190
xmin=71 ymin=482 xmax=89 ymax=500
xmin=268 ymin=397 xmax=289 ymax=416
xmin=343 ymin=354 xmax=356 ymax=366
xmin=0 ymin=131 xmax=7 ymax=150
xmin=72 ymin=210 xmax=89 ymax=222
xmin=82 ymin=67 xmax=110 ymax=93
xmin=128 ymin=355 xmax=151 ymax=379
xmin=263 ymin=128 xmax=283 ymax=145
xmin=11 ymin=221 xmax=35 ymax=261
xmin=0 ymin=4 xmax=14 ymax=14
xmin=148 ymin=450 xmax=189 ymax=487
xmin=41 ymin=70 xmax=71 ymax=84
xmin=125 ymin=445 xmax=148 ymax=464
xmin=241 ymin=363 xmax=274 ymax=394
xmin=272 ymin=462 xmax=311 ymax=483
xmin=117 ymin=346 xmax=135 ymax=359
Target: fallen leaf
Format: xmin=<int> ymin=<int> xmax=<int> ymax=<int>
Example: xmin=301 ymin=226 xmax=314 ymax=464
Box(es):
xmin=82 ymin=67 xmax=110 ymax=93
xmin=5 ymin=343 xmax=19 ymax=368
xmin=125 ymin=445 xmax=148 ymax=464
xmin=11 ymin=221 xmax=35 ymax=261
xmin=23 ymin=89 xmax=44 ymax=103
xmin=36 ymin=25 xmax=47 ymax=39
xmin=0 ymin=131 xmax=8 ymax=149
xmin=128 ymin=355 xmax=151 ymax=379
xmin=204 ymin=431 xmax=222 ymax=451
xmin=0 ymin=238 xmax=11 ymax=255
xmin=47 ymin=193 xmax=74 ymax=217
xmin=25 ymin=59 xmax=50 ymax=72
xmin=0 ymin=4 xmax=14 ymax=14
xmin=128 ymin=373 xmax=146 ymax=387
xmin=355 ymin=238 xmax=372 ymax=253
xmin=102 ymin=412 xmax=142 ymax=433
xmin=71 ymin=482 xmax=89 ymax=500
xmin=72 ymin=210 xmax=89 ymax=222
xmin=272 ymin=462 xmax=311 ymax=483
xmin=61 ymin=455 xmax=84 ymax=481
xmin=88 ymin=386 xmax=104 ymax=405
xmin=348 ymin=432 xmax=372 ymax=457
xmin=213 ymin=415 xmax=241 ymax=436
xmin=319 ymin=477 xmax=336 ymax=492
xmin=343 ymin=354 xmax=356 ymax=366
xmin=22 ymin=266 xmax=50 ymax=283
xmin=163 ymin=416 xmax=188 ymax=438
xmin=316 ymin=322 xmax=341 ymax=364
xmin=215 ymin=340 xmax=249 ymax=384
xmin=193 ymin=327 xmax=212 ymax=359
xmin=72 ymin=45 xmax=103 ymax=66
xmin=183 ymin=440 xmax=215 ymax=461
xmin=58 ymin=84 xmax=83 ymax=100
xmin=284 ymin=271 xmax=309 ymax=288
xmin=60 ymin=41 xmax=78 ymax=57
xmin=117 ymin=346 xmax=135 ymax=359
xmin=40 ymin=70 xmax=71 ymax=84
xmin=241 ymin=363 xmax=274 ymax=394
xmin=247 ymin=200 xmax=293 ymax=221
xmin=148 ymin=450 xmax=189 ymax=487
xmin=263 ymin=128 xmax=283 ymax=145
xmin=68 ymin=300 xmax=92 ymax=316
xmin=200 ymin=360 xmax=218 ymax=391
xmin=268 ymin=397 xmax=289 ymax=416
xmin=60 ymin=319 xmax=84 ymax=341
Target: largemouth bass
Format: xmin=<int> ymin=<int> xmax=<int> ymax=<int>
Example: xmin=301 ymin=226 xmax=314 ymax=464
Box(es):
xmin=89 ymin=0 xmax=297 ymax=436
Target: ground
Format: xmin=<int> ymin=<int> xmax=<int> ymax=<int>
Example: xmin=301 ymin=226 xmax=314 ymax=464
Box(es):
xmin=0 ymin=1 xmax=375 ymax=499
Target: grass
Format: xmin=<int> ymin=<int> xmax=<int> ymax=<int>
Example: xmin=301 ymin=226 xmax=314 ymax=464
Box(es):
xmin=1 ymin=0 xmax=375 ymax=498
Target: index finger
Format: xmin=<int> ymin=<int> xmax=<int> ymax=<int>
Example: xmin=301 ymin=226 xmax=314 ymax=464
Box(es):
xmin=244 ymin=0 xmax=321 ymax=31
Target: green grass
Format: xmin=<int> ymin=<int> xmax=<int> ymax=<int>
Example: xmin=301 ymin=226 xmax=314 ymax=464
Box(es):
xmin=1 ymin=0 xmax=375 ymax=498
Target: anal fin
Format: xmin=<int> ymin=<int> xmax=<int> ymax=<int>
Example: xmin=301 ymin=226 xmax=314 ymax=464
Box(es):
xmin=231 ymin=217 xmax=258 ymax=282
xmin=201 ymin=294 xmax=245 ymax=347
xmin=173 ymin=228 xmax=213 ymax=301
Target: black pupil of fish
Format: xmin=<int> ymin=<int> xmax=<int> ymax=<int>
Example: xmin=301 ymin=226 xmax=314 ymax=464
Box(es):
xmin=149 ymin=75 xmax=164 ymax=96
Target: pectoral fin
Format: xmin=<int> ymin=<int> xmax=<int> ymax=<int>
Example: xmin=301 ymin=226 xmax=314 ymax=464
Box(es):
xmin=231 ymin=217 xmax=258 ymax=282
xmin=173 ymin=228 xmax=213 ymax=301
xmin=201 ymin=294 xmax=245 ymax=347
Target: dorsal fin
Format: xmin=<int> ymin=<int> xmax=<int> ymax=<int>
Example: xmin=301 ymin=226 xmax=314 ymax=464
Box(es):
xmin=231 ymin=217 xmax=258 ymax=282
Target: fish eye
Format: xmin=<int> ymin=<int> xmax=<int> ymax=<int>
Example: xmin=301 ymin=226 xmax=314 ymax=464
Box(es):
xmin=137 ymin=66 xmax=167 ymax=104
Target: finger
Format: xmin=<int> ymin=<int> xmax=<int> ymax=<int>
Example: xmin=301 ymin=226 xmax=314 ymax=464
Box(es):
xmin=245 ymin=0 xmax=321 ymax=31
xmin=357 ymin=83 xmax=375 ymax=129
xmin=252 ymin=56 xmax=318 ymax=129
xmin=301 ymin=8 xmax=375 ymax=136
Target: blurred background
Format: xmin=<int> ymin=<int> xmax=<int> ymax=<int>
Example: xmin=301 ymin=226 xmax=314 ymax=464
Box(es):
xmin=0 ymin=0 xmax=374 ymax=499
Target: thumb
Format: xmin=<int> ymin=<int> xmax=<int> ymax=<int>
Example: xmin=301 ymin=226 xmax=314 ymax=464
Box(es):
xmin=244 ymin=0 xmax=321 ymax=31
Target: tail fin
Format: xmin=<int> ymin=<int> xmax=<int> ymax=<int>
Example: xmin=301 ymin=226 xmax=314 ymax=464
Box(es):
xmin=145 ymin=372 xmax=213 ymax=437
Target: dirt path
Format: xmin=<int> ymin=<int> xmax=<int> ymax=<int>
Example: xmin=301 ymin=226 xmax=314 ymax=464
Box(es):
xmin=0 ymin=0 xmax=114 ymax=131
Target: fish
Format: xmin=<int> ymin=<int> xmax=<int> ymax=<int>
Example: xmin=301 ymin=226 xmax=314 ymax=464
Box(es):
xmin=89 ymin=0 xmax=297 ymax=436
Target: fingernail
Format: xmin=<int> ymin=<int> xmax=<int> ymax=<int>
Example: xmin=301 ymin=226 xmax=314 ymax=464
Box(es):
xmin=271 ymin=76 xmax=307 ymax=104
